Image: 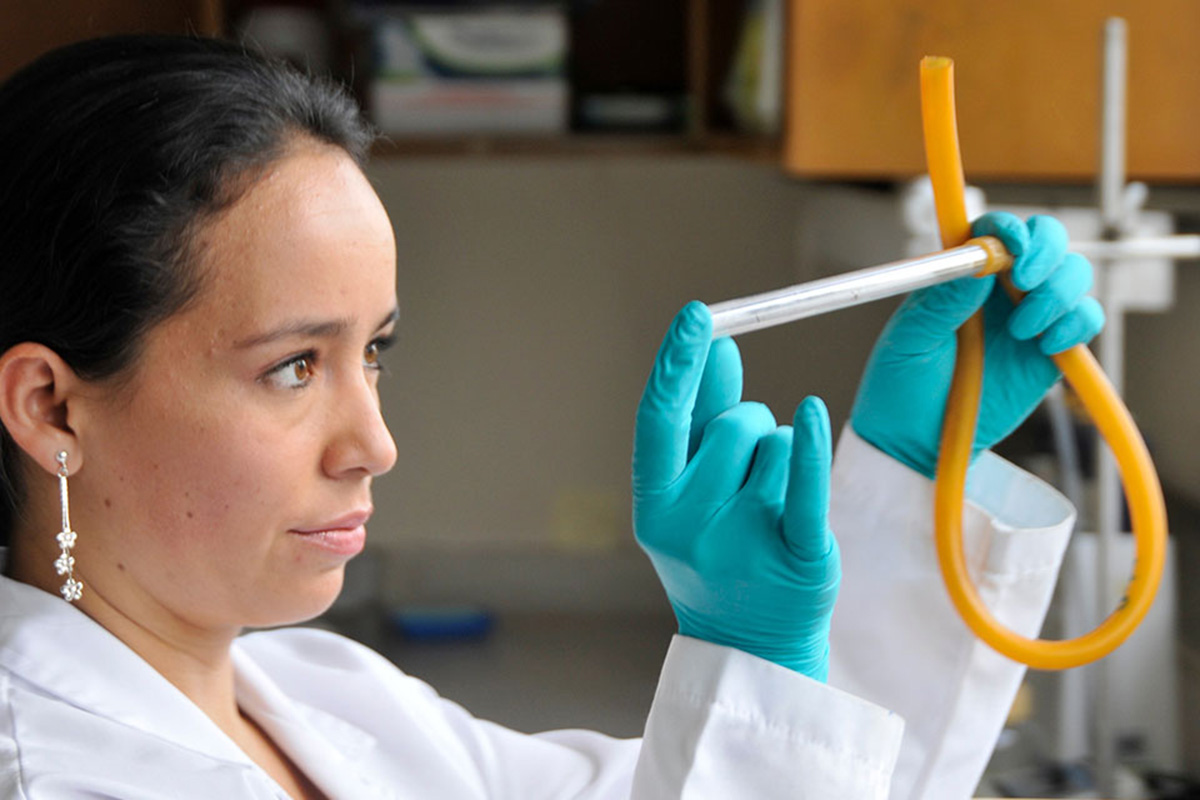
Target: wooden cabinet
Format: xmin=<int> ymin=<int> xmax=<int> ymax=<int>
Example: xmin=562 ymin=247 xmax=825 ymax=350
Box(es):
xmin=784 ymin=0 xmax=1200 ymax=181
xmin=0 ymin=0 xmax=221 ymax=82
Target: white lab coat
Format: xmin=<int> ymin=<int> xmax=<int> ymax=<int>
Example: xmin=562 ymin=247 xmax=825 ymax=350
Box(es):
xmin=0 ymin=429 xmax=1073 ymax=799
xmin=828 ymin=430 xmax=1073 ymax=799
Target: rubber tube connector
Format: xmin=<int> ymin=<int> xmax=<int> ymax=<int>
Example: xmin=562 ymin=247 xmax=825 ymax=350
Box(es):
xmin=965 ymin=235 xmax=1014 ymax=277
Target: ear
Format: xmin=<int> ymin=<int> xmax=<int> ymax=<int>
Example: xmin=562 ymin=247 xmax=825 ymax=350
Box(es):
xmin=0 ymin=343 xmax=85 ymax=477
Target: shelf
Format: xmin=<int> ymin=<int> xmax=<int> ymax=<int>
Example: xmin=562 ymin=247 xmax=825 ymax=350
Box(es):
xmin=3 ymin=2 xmax=778 ymax=167
xmin=370 ymin=132 xmax=782 ymax=163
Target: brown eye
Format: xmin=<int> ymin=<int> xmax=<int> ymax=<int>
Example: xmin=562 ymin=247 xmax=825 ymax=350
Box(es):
xmin=291 ymin=357 xmax=313 ymax=382
xmin=264 ymin=353 xmax=316 ymax=390
xmin=364 ymin=342 xmax=379 ymax=367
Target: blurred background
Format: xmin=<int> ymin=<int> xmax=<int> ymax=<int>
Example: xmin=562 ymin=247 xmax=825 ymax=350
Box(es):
xmin=4 ymin=1 xmax=1200 ymax=796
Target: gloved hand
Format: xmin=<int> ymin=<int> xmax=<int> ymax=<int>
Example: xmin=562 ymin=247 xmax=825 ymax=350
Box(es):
xmin=852 ymin=212 xmax=1106 ymax=478
xmin=633 ymin=301 xmax=840 ymax=681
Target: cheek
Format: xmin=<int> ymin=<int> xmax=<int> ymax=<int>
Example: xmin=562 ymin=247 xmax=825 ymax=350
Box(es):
xmin=90 ymin=395 xmax=304 ymax=558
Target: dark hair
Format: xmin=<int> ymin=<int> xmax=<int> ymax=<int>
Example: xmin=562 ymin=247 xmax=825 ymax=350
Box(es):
xmin=0 ymin=35 xmax=376 ymax=543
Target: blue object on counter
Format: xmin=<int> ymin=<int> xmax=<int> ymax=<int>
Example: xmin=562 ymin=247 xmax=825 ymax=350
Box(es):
xmin=389 ymin=606 xmax=495 ymax=642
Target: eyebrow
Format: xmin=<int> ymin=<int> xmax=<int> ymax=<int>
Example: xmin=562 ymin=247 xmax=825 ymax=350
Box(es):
xmin=234 ymin=307 xmax=400 ymax=349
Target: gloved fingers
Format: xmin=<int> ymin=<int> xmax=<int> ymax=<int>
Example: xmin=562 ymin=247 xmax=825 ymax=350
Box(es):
xmin=972 ymin=210 xmax=1031 ymax=260
xmin=688 ymin=337 xmax=744 ymax=459
xmin=1038 ymin=296 xmax=1106 ymax=355
xmin=633 ymin=301 xmax=712 ymax=492
xmin=687 ymin=402 xmax=779 ymax=501
xmin=889 ymin=274 xmax=995 ymax=352
xmin=742 ymin=425 xmax=793 ymax=512
xmin=782 ymin=396 xmax=834 ymax=562
xmin=972 ymin=212 xmax=1071 ymax=291
xmin=1007 ymin=252 xmax=1093 ymax=340
xmin=1011 ymin=215 xmax=1070 ymax=291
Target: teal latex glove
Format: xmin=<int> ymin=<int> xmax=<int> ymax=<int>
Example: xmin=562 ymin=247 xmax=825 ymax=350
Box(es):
xmin=852 ymin=212 xmax=1106 ymax=478
xmin=633 ymin=301 xmax=840 ymax=681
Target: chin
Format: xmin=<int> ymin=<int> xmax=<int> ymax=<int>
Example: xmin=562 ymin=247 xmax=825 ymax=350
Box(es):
xmin=247 ymin=569 xmax=346 ymax=628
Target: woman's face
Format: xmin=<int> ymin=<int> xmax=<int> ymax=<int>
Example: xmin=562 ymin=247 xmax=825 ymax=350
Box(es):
xmin=72 ymin=143 xmax=399 ymax=631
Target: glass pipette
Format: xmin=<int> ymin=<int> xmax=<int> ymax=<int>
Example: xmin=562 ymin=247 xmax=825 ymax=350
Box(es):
xmin=709 ymin=236 xmax=1012 ymax=339
xmin=708 ymin=233 xmax=1200 ymax=340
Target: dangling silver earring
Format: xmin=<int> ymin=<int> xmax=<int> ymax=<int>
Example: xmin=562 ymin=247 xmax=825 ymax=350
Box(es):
xmin=54 ymin=450 xmax=82 ymax=603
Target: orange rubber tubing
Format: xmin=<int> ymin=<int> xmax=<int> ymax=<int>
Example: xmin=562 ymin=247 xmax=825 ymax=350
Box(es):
xmin=920 ymin=56 xmax=1167 ymax=670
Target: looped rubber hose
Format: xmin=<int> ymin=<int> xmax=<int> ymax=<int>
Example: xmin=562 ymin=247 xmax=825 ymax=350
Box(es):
xmin=920 ymin=56 xmax=1167 ymax=670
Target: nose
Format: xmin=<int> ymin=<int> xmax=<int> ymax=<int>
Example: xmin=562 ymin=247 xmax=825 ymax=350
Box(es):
xmin=322 ymin=370 xmax=398 ymax=479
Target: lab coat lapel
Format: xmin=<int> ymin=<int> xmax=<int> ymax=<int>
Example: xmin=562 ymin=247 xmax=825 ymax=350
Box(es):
xmin=233 ymin=644 xmax=396 ymax=799
xmin=0 ymin=574 xmax=253 ymax=767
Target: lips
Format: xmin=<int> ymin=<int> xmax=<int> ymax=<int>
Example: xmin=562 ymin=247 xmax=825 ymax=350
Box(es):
xmin=290 ymin=508 xmax=373 ymax=535
xmin=288 ymin=508 xmax=372 ymax=557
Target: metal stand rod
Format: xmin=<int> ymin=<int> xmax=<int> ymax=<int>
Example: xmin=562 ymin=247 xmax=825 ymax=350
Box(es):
xmin=1093 ymin=16 xmax=1128 ymax=797
xmin=1072 ymin=235 xmax=1200 ymax=260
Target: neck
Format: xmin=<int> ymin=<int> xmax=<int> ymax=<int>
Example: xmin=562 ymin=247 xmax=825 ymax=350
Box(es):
xmin=84 ymin=588 xmax=244 ymax=727
xmin=8 ymin=531 xmax=244 ymax=730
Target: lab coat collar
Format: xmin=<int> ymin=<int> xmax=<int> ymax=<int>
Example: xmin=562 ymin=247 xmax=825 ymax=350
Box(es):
xmin=233 ymin=647 xmax=395 ymax=799
xmin=0 ymin=571 xmax=254 ymax=767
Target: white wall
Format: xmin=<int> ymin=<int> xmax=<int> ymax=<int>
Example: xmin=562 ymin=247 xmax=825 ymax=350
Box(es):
xmin=363 ymin=158 xmax=897 ymax=570
xmin=1127 ymin=265 xmax=1200 ymax=506
xmin=358 ymin=156 xmax=1200 ymax=613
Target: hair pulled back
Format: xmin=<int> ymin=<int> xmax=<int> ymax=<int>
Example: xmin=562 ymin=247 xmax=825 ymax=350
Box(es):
xmin=0 ymin=35 xmax=376 ymax=543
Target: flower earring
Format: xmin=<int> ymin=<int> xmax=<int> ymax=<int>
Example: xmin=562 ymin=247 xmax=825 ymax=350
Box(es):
xmin=54 ymin=450 xmax=82 ymax=603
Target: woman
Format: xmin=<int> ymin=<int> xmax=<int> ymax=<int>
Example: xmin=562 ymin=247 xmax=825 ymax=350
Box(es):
xmin=0 ymin=35 xmax=1101 ymax=799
